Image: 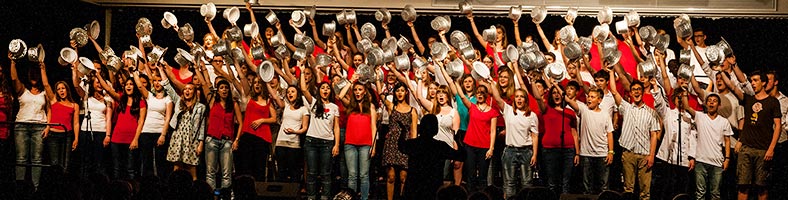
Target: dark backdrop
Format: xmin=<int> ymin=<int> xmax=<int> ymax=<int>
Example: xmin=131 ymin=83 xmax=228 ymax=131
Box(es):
xmin=2 ymin=0 xmax=788 ymax=93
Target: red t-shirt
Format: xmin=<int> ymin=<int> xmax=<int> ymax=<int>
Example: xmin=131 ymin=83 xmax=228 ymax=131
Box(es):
xmin=541 ymin=106 xmax=577 ymax=148
xmin=561 ymin=79 xmax=591 ymax=103
xmin=171 ymin=68 xmax=193 ymax=85
xmin=345 ymin=113 xmax=373 ymax=146
xmin=665 ymin=87 xmax=704 ymax=111
xmin=112 ymin=99 xmax=147 ymax=144
xmin=241 ymin=99 xmax=273 ymax=143
xmin=50 ymin=102 xmax=75 ymax=131
xmin=463 ymin=104 xmax=500 ymax=149
xmin=207 ymin=102 xmax=235 ymax=139
xmin=589 ymin=40 xmax=638 ymax=77
xmin=0 ymin=97 xmax=10 ymax=139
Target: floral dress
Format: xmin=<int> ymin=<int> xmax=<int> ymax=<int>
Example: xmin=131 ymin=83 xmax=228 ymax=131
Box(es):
xmin=382 ymin=107 xmax=412 ymax=168
xmin=166 ymin=103 xmax=206 ymax=166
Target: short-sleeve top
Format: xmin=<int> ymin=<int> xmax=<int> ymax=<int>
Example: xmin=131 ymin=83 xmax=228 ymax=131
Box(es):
xmin=81 ymin=96 xmax=113 ymax=132
xmin=463 ymin=104 xmax=500 ymax=149
xmin=275 ymin=99 xmax=310 ymax=148
xmin=142 ymin=95 xmax=172 ymax=133
xmin=740 ymin=95 xmax=782 ymax=150
xmin=112 ymin=99 xmax=147 ymax=144
xmin=541 ymin=106 xmax=577 ymax=148
xmin=502 ymin=104 xmax=539 ymax=147
xmin=307 ymin=98 xmax=340 ymax=141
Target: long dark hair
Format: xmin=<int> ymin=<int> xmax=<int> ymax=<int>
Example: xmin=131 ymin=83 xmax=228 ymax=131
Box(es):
xmin=214 ymin=80 xmax=234 ymax=113
xmin=547 ymin=85 xmax=564 ymax=109
xmin=286 ymin=85 xmax=305 ymax=109
xmin=86 ymin=72 xmax=101 ymax=98
xmin=250 ymin=77 xmax=270 ymax=100
xmin=0 ymin=65 xmax=12 ymax=109
xmin=313 ymin=82 xmax=335 ymax=119
xmin=347 ymin=83 xmax=373 ymax=114
xmin=392 ymin=82 xmax=409 ymax=106
xmin=54 ymin=81 xmax=75 ymax=103
xmin=118 ymin=79 xmax=143 ymax=117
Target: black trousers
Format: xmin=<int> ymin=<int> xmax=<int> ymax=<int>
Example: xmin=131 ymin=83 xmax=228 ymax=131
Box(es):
xmin=137 ymin=133 xmax=169 ymax=178
xmin=234 ymin=134 xmax=270 ymax=181
xmin=651 ymin=159 xmax=691 ymax=200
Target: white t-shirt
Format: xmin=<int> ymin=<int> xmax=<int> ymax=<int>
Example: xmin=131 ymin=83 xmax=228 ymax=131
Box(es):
xmin=689 ymin=46 xmax=710 ymax=84
xmin=576 ymin=102 xmax=614 ymax=157
xmin=502 ymin=104 xmax=538 ymax=147
xmin=16 ymin=89 xmax=47 ymax=123
xmin=276 ymin=98 xmax=310 ymax=148
xmin=600 ymin=91 xmax=617 ymax=117
xmin=142 ymin=94 xmax=172 ymax=133
xmin=306 ymin=98 xmax=339 ymax=141
xmin=80 ymin=96 xmax=113 ymax=133
xmin=435 ymin=109 xmax=456 ymax=148
xmin=694 ymin=111 xmax=732 ymax=167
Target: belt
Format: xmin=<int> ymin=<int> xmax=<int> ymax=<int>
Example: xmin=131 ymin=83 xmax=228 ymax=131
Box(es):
xmin=210 ymin=135 xmax=232 ymax=140
xmin=507 ymin=145 xmax=531 ymax=149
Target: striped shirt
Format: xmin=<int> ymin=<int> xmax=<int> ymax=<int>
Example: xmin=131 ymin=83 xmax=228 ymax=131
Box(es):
xmin=618 ymin=101 xmax=660 ymax=155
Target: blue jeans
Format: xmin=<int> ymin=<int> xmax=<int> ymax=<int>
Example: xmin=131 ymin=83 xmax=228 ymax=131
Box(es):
xmin=694 ymin=162 xmax=722 ymax=200
xmin=305 ymin=136 xmax=334 ymax=199
xmin=582 ymin=156 xmax=609 ymax=194
xmin=205 ymin=136 xmax=233 ymax=190
xmin=344 ymin=145 xmax=370 ymax=200
xmin=15 ymin=124 xmax=44 ymax=187
xmin=502 ymin=146 xmax=534 ymax=199
xmin=465 ymin=146 xmax=490 ymax=191
xmin=542 ymin=148 xmax=574 ymax=194
xmin=111 ymin=143 xmax=137 ymax=179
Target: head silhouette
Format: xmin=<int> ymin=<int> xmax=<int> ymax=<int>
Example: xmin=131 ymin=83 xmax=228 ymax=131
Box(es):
xmin=418 ymin=114 xmax=439 ymax=138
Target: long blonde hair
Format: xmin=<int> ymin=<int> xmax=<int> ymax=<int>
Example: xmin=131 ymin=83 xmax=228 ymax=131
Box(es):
xmin=431 ymin=85 xmax=452 ymax=114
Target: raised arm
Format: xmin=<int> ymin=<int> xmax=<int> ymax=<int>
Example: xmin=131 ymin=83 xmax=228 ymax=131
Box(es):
xmin=407 ymin=21 xmax=427 ymax=55
xmin=485 ymin=81 xmax=506 ymax=110
xmin=161 ymin=63 xmax=186 ymax=92
xmin=36 ymin=62 xmax=54 ymax=101
xmin=721 ymin=71 xmax=744 ymax=101
xmin=300 ymin=65 xmax=314 ymax=103
xmin=132 ymin=71 xmax=150 ymax=98
xmin=535 ymin=22 xmax=554 ymax=51
xmin=307 ymin=18 xmax=327 ymax=50
xmin=205 ymin=18 xmax=219 ymax=42
xmin=265 ymin=81 xmax=285 ymax=109
xmin=337 ymin=75 xmax=355 ymax=106
xmin=513 ymin=18 xmax=522 ymax=46
xmin=381 ymin=21 xmax=392 ymax=40
xmin=466 ymin=14 xmax=489 ymax=48
xmin=245 ymin=2 xmax=257 ymax=25
xmin=609 ymin=70 xmax=623 ymax=105
xmin=455 ymin=80 xmax=473 ymax=108
xmin=71 ymin=64 xmax=86 ymax=100
xmin=689 ymin=74 xmax=707 ymax=101
xmin=682 ymin=93 xmax=697 ymax=119
xmin=8 ymin=56 xmax=24 ymax=96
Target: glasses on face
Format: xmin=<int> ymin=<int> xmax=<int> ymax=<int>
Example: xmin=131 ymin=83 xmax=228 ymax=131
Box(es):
xmin=212 ymin=60 xmax=223 ymax=63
